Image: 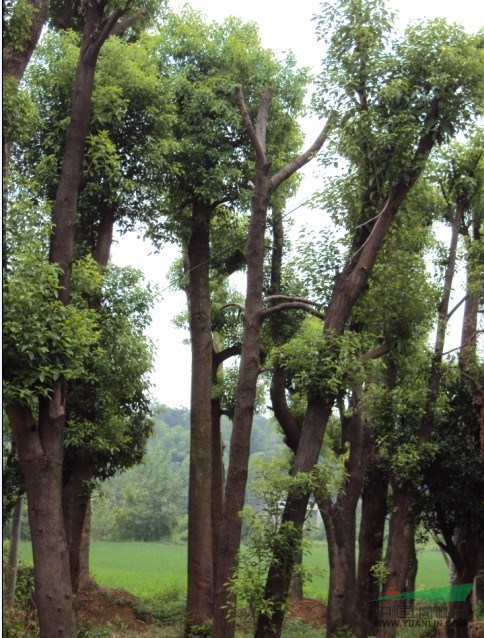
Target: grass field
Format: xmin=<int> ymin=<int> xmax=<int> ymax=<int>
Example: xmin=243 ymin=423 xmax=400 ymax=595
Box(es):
xmin=18 ymin=540 xmax=449 ymax=603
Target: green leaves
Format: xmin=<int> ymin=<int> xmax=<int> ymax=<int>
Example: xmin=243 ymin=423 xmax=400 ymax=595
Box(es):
xmin=3 ymin=256 xmax=101 ymax=406
xmin=274 ymin=318 xmax=364 ymax=400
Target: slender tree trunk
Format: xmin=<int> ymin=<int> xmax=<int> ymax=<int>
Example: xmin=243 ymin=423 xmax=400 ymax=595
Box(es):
xmin=78 ymin=501 xmax=96 ymax=591
xmin=356 ymin=363 xmax=395 ymax=638
xmin=211 ymin=339 xmax=226 ymax=586
xmin=62 ymin=449 xmax=95 ymax=594
xmin=5 ymin=496 xmax=23 ymax=607
xmin=7 ymin=398 xmax=77 ymax=638
xmin=213 ymin=152 xmax=271 ymax=638
xmin=186 ymin=203 xmax=214 ymax=630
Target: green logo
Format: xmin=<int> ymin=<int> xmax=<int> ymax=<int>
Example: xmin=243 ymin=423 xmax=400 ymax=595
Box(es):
xmin=377 ymin=584 xmax=473 ymax=603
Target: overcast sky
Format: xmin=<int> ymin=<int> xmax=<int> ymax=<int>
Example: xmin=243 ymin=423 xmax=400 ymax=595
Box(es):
xmin=110 ymin=0 xmax=483 ymax=408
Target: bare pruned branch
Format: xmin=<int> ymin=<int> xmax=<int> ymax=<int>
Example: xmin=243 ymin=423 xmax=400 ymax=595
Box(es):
xmin=214 ymin=344 xmax=242 ymax=368
xmin=264 ymin=294 xmax=322 ymax=308
xmin=235 ymin=86 xmax=268 ymax=162
xmin=447 ymin=295 xmax=469 ymax=320
xmin=260 ymin=302 xmax=326 ymax=321
xmin=270 ymin=114 xmax=334 ymax=192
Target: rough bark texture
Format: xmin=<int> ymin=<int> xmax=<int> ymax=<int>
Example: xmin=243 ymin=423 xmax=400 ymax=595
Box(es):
xmin=186 ymin=203 xmax=214 ymax=629
xmin=7 ymin=396 xmax=77 ymax=638
xmin=5 ymin=496 xmax=23 ymax=606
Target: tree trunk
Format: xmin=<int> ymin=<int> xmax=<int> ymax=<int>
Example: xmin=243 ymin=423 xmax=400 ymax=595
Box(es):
xmin=186 ymin=203 xmax=214 ymax=630
xmin=7 ymin=398 xmax=77 ymax=638
xmin=6 ymin=8 xmax=126 ymax=635
xmin=445 ymin=525 xmax=480 ymax=638
xmin=356 ymin=462 xmax=389 ymax=637
xmin=377 ymin=485 xmax=416 ymax=638
xmin=289 ymin=550 xmax=304 ymax=602
xmin=318 ymin=402 xmax=369 ymax=638
xmin=212 ymin=151 xmax=271 ymax=638
xmin=62 ymin=449 xmax=95 ymax=594
xmin=211 ymin=340 xmax=226 ymax=586
xmin=5 ymin=496 xmax=23 ymax=607
xmin=78 ymin=501 xmax=96 ymax=591
xmin=379 ymin=205 xmax=462 ymax=638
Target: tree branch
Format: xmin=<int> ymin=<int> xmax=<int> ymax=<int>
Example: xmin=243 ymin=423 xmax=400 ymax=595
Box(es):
xmin=361 ymin=341 xmax=394 ymax=362
xmin=110 ymin=12 xmax=140 ymax=37
xmin=214 ymin=344 xmax=242 ymax=368
xmin=235 ymin=86 xmax=267 ymax=162
xmin=255 ymin=88 xmax=275 ymax=153
xmin=260 ymin=302 xmax=326 ymax=321
xmin=217 ymin=302 xmax=245 ymax=314
xmin=447 ymin=295 xmax=469 ymax=320
xmin=270 ymin=114 xmax=334 ymax=192
xmin=264 ymin=295 xmax=321 ymax=308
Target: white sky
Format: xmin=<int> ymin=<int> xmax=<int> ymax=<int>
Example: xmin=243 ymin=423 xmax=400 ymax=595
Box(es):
xmin=110 ymin=0 xmax=483 ymax=407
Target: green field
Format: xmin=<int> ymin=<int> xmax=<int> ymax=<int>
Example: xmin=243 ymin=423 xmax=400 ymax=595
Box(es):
xmin=19 ymin=541 xmax=449 ymax=602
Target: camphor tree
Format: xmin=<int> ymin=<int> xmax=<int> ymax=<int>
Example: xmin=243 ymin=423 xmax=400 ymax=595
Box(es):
xmin=3 ymin=0 xmax=162 ymax=633
xmin=142 ymin=10 xmax=313 ymax=631
xmin=8 ymin=17 xmax=171 ymax=600
xmin=252 ymin=1 xmax=483 ymax=635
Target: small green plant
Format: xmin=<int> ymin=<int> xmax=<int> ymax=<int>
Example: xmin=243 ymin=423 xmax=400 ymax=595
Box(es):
xmin=282 ymin=617 xmax=322 ymax=637
xmin=332 ymin=625 xmax=356 ymax=638
xmin=370 ymin=560 xmax=389 ymax=596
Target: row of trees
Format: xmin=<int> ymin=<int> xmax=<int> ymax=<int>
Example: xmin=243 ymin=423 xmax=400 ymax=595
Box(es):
xmin=3 ymin=0 xmax=483 ymax=637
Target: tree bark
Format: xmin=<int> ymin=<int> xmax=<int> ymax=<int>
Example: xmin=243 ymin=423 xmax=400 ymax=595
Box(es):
xmin=186 ymin=202 xmax=214 ymax=630
xmin=356 ymin=461 xmax=389 ymax=637
xmin=317 ymin=402 xmax=369 ymax=638
xmin=62 ymin=449 xmax=95 ymax=594
xmin=7 ymin=397 xmax=77 ymax=638
xmin=213 ymin=143 xmax=271 ymax=638
xmin=211 ymin=340 xmax=226 ymax=587
xmin=5 ymin=496 xmax=23 ymax=607
xmin=78 ymin=500 xmax=96 ymax=591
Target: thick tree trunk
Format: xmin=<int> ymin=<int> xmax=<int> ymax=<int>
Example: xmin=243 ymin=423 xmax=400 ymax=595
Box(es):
xmin=62 ymin=449 xmax=95 ymax=594
xmin=377 ymin=486 xmax=416 ymax=638
xmin=445 ymin=525 xmax=480 ymax=638
xmin=211 ymin=338 xmax=226 ymax=586
xmin=186 ymin=203 xmax=214 ymax=629
xmin=7 ymin=397 xmax=77 ymax=638
xmin=318 ymin=403 xmax=369 ymax=638
xmin=5 ymin=496 xmax=23 ymax=606
xmin=356 ymin=462 xmax=389 ymax=637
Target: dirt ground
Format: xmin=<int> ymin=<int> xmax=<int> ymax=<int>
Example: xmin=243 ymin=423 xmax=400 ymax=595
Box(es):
xmin=77 ymin=587 xmax=327 ymax=635
xmin=76 ymin=588 xmax=483 ymax=637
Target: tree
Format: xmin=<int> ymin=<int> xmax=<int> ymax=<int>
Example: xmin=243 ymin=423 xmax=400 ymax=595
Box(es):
xmin=143 ymin=11 xmax=311 ymax=630
xmin=3 ymin=0 xmax=158 ymax=631
xmin=212 ymin=86 xmax=332 ymax=638
xmin=254 ymin=1 xmax=483 ymax=635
